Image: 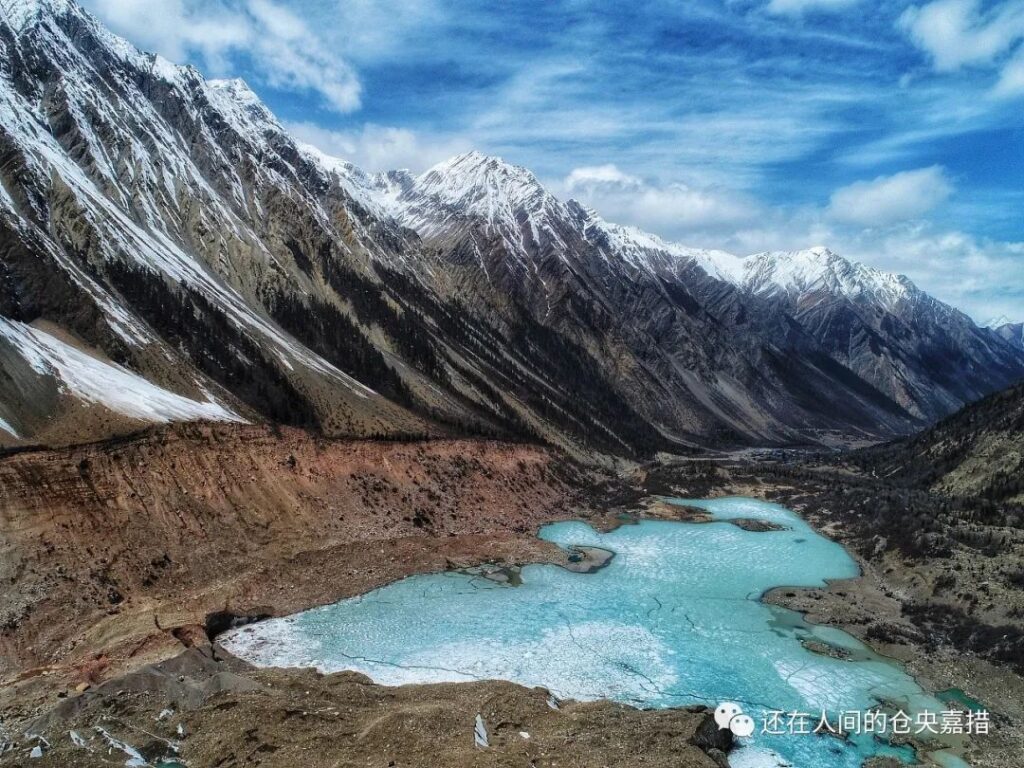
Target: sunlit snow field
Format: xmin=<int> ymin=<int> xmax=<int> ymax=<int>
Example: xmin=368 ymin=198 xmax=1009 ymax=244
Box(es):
xmin=223 ymin=497 xmax=961 ymax=767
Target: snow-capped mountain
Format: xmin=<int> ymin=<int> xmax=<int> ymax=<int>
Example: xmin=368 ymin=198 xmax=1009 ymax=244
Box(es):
xmin=682 ymin=246 xmax=1023 ymax=420
xmin=985 ymin=314 xmax=1013 ymax=329
xmin=984 ymin=315 xmax=1023 ymax=351
xmin=0 ymin=0 xmax=437 ymax=442
xmin=738 ymin=247 xmax=913 ymax=305
xmin=1 ymin=0 xmax=1022 ymax=452
xmin=382 ymin=153 xmax=1024 ymax=426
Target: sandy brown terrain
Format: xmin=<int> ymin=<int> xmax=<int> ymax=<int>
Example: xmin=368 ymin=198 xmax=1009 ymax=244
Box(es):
xmin=0 ymin=423 xmax=742 ymax=767
xmin=0 ymin=423 xmax=593 ymax=725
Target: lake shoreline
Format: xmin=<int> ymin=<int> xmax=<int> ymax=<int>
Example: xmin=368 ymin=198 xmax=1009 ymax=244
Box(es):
xmin=709 ymin=489 xmax=1024 ymax=768
xmin=218 ymin=497 xmax=951 ymax=768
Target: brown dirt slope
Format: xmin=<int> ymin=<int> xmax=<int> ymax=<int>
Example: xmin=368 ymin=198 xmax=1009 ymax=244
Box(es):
xmin=0 ymin=423 xmax=581 ymax=726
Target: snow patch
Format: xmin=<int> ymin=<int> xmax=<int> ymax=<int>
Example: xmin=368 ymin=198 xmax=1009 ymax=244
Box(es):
xmin=0 ymin=318 xmax=244 ymax=425
xmin=0 ymin=414 xmax=17 ymax=438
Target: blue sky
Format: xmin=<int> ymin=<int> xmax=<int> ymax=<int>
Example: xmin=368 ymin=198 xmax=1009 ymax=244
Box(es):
xmin=82 ymin=0 xmax=1024 ymax=323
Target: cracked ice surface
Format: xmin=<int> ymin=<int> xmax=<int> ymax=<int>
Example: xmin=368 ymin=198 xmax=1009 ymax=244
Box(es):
xmin=223 ymin=497 xmax=939 ymax=768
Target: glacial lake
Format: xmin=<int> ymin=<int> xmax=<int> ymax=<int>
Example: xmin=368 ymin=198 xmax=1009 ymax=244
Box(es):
xmin=222 ymin=497 xmax=963 ymax=768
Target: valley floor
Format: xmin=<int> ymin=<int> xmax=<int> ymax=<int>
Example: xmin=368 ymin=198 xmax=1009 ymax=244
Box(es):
xmin=0 ymin=424 xmax=1021 ymax=766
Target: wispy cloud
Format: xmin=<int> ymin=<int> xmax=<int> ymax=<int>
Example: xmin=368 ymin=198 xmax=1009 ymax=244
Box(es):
xmin=83 ymin=0 xmax=361 ymax=112
xmin=285 ymin=121 xmax=471 ymax=173
xmin=561 ymin=164 xmax=760 ymax=231
xmin=899 ymin=0 xmax=1024 ymax=96
xmin=828 ymin=166 xmax=954 ymax=225
xmin=899 ymin=0 xmax=1024 ymax=70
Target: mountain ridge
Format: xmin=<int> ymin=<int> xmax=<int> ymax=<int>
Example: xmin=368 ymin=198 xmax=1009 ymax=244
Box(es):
xmin=1 ymin=0 xmax=1022 ymax=454
xmin=376 ymin=150 xmax=1022 ymax=424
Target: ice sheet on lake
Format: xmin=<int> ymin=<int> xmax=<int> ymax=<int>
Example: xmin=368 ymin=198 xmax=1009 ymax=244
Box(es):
xmin=222 ymin=497 xmax=944 ymax=768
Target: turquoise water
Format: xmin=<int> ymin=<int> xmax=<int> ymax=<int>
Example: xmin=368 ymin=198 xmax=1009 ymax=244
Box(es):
xmin=222 ymin=497 xmax=955 ymax=767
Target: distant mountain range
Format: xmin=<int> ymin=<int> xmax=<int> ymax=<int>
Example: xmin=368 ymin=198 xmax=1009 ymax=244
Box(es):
xmin=1 ymin=0 xmax=1023 ymax=454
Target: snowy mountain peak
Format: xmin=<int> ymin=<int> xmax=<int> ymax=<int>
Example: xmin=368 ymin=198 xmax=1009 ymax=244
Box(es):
xmin=207 ymin=78 xmax=261 ymax=104
xmin=805 ymin=245 xmax=836 ymax=258
xmin=204 ymin=77 xmax=283 ymax=141
xmin=994 ymin=321 xmax=1024 ymax=350
xmin=0 ymin=0 xmax=73 ymax=31
xmin=740 ymin=247 xmax=916 ymax=307
xmin=985 ymin=314 xmax=1013 ymax=329
xmin=416 ymin=151 xmax=551 ymax=213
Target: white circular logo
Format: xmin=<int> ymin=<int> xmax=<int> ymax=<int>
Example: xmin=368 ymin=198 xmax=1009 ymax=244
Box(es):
xmin=715 ymin=702 xmax=755 ymax=738
xmin=730 ymin=714 xmax=755 ymax=738
xmin=714 ymin=701 xmax=743 ymax=730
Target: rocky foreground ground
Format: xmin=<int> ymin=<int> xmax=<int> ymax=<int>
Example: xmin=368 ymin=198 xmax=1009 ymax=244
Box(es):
xmin=5 ymin=645 xmax=731 ymax=768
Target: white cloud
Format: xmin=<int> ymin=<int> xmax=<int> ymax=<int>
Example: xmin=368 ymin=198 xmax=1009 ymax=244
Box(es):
xmin=564 ymin=165 xmax=644 ymax=192
xmin=284 ymin=121 xmax=471 ymax=173
xmin=899 ymin=0 xmax=1024 ymax=95
xmin=562 ymin=164 xmax=760 ymax=233
xmin=766 ymin=0 xmax=861 ymax=15
xmin=827 ymin=166 xmax=954 ymax=226
xmin=994 ymin=47 xmax=1024 ymax=96
xmin=82 ymin=0 xmax=360 ymax=112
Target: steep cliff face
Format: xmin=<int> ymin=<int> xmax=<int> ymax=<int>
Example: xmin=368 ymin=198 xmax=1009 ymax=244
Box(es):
xmin=1 ymin=0 xmax=1021 ymax=455
xmin=0 ymin=422 xmax=574 ymax=686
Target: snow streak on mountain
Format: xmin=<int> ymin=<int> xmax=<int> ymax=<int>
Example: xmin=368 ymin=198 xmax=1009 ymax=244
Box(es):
xmin=1 ymin=0 xmax=1022 ymax=453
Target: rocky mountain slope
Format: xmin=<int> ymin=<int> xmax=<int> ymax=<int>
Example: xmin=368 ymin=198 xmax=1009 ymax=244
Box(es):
xmin=379 ymin=153 xmax=1024 ymax=444
xmin=994 ymin=321 xmax=1024 ymax=350
xmin=600 ymin=232 xmax=1021 ymax=423
xmin=852 ymin=380 xmax=1024 ymax=505
xmin=729 ymin=248 xmax=1022 ymax=421
xmin=1 ymin=0 xmax=1022 ymax=455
